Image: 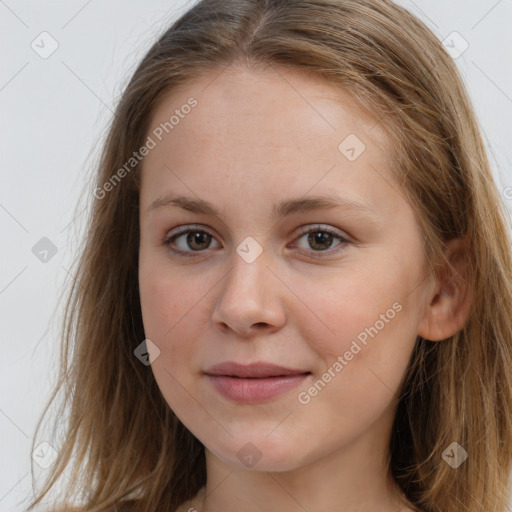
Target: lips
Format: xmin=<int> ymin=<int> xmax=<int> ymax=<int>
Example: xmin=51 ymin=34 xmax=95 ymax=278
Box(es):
xmin=204 ymin=362 xmax=312 ymax=403
xmin=205 ymin=361 xmax=310 ymax=378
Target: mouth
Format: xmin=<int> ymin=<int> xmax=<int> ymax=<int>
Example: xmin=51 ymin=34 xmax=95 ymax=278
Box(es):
xmin=204 ymin=362 xmax=312 ymax=403
xmin=205 ymin=361 xmax=310 ymax=378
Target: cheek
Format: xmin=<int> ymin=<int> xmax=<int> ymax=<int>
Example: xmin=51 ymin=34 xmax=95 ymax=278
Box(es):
xmin=138 ymin=255 xmax=215 ymax=380
xmin=292 ymin=255 xmax=419 ymax=382
xmin=139 ymin=255 xmax=189 ymax=360
xmin=138 ymin=264 xmax=202 ymax=417
xmin=291 ymin=265 xmax=389 ymax=353
xmin=292 ymin=272 xmax=417 ymax=439
xmin=139 ymin=272 xmax=179 ymax=340
xmin=139 ymin=247 xmax=199 ymax=336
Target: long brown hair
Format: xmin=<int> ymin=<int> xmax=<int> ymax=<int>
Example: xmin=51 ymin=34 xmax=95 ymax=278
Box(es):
xmin=27 ymin=1 xmax=512 ymax=511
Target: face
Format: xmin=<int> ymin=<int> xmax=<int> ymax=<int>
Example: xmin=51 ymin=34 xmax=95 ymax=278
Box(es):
xmin=138 ymin=64 xmax=435 ymax=472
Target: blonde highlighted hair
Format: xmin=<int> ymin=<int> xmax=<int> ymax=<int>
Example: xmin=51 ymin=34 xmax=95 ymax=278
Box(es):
xmin=28 ymin=1 xmax=512 ymax=511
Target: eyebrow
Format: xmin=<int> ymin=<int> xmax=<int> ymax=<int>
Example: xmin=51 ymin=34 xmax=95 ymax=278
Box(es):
xmin=146 ymin=192 xmax=377 ymax=218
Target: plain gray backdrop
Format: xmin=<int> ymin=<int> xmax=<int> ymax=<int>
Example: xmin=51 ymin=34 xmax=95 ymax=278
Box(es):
xmin=1 ymin=1 xmax=511 ymax=511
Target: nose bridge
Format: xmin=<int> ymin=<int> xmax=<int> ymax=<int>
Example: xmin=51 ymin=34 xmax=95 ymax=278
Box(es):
xmin=221 ymin=248 xmax=270 ymax=306
xmin=211 ymin=247 xmax=285 ymax=335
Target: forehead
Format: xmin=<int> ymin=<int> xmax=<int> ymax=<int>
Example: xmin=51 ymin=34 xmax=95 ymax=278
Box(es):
xmin=148 ymin=64 xmax=386 ymax=146
xmin=140 ymin=65 xmax=400 ymax=218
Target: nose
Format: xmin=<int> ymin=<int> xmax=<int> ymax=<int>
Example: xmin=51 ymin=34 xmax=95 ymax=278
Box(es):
xmin=210 ymin=251 xmax=287 ymax=338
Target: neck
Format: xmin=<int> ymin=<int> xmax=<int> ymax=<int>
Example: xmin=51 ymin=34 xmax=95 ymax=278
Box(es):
xmin=199 ymin=406 xmax=412 ymax=512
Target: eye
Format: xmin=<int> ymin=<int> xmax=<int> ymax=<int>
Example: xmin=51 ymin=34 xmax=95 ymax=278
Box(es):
xmin=163 ymin=225 xmax=220 ymax=257
xmin=292 ymin=224 xmax=350 ymax=257
xmin=163 ymin=224 xmax=351 ymax=259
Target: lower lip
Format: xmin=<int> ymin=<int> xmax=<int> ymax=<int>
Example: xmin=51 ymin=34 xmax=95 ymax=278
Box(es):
xmin=206 ymin=373 xmax=311 ymax=403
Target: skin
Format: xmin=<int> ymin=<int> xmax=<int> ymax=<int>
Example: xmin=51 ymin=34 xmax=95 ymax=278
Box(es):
xmin=138 ymin=63 xmax=470 ymax=512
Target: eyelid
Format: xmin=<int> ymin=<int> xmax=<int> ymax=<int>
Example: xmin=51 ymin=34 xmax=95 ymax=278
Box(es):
xmin=166 ymin=223 xmax=215 ymax=238
xmin=163 ymin=224 xmax=219 ymax=252
xmin=290 ymin=224 xmax=351 ymax=258
xmin=294 ymin=223 xmax=352 ymax=242
xmin=163 ymin=223 xmax=352 ymax=258
xmin=165 ymin=223 xmax=351 ymax=242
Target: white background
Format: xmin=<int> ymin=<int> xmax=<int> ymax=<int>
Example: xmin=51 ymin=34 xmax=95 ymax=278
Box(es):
xmin=1 ymin=1 xmax=511 ymax=511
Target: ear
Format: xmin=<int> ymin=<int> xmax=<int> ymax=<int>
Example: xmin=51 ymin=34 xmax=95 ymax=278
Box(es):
xmin=417 ymin=237 xmax=472 ymax=342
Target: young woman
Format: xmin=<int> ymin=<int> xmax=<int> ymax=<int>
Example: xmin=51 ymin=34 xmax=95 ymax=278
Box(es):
xmin=28 ymin=1 xmax=512 ymax=511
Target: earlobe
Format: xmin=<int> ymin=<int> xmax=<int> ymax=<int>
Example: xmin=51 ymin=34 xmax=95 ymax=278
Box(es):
xmin=417 ymin=237 xmax=473 ymax=342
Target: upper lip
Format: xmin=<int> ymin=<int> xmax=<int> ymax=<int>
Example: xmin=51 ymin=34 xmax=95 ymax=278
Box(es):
xmin=204 ymin=362 xmax=310 ymax=378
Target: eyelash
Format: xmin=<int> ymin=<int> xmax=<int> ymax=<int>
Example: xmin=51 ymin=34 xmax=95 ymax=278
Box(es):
xmin=163 ymin=224 xmax=351 ymax=259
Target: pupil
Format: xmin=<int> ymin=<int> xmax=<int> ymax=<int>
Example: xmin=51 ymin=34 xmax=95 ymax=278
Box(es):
xmin=308 ymin=231 xmax=332 ymax=251
xmin=184 ymin=231 xmax=333 ymax=252
xmin=188 ymin=231 xmax=210 ymax=250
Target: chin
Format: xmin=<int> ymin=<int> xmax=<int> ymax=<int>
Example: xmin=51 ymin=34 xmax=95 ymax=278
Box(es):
xmin=204 ymin=433 xmax=308 ymax=472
